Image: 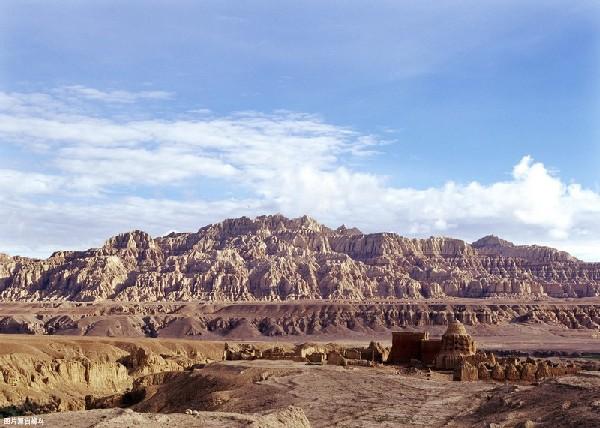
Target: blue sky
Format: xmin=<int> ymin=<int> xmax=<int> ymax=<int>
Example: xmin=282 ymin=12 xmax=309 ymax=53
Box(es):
xmin=0 ymin=1 xmax=599 ymax=260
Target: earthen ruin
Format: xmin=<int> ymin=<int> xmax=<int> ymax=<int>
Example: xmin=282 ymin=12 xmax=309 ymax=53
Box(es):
xmin=387 ymin=321 xmax=580 ymax=382
xmin=434 ymin=320 xmax=477 ymax=369
xmin=220 ymin=321 xmax=582 ymax=384
xmin=387 ymin=321 xmax=475 ymax=369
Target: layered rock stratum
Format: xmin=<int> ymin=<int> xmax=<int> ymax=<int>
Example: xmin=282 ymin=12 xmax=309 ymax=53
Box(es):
xmin=2 ymin=301 xmax=600 ymax=338
xmin=1 ymin=214 xmax=599 ymax=302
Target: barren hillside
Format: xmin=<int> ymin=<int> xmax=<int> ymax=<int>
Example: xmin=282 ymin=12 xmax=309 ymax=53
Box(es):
xmin=1 ymin=215 xmax=599 ymax=302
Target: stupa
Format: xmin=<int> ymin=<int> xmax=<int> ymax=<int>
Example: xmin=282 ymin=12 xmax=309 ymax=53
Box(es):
xmin=434 ymin=320 xmax=476 ymax=370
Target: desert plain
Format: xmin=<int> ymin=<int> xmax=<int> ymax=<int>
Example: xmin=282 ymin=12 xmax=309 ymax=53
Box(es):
xmin=0 ymin=299 xmax=599 ymax=428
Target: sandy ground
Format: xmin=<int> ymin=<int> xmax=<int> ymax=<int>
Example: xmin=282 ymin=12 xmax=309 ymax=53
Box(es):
xmin=227 ymin=360 xmax=494 ymax=427
xmin=34 ymin=361 xmax=600 ymax=428
xmin=40 ymin=408 xmax=258 ymax=428
xmin=39 ymin=406 xmax=311 ymax=428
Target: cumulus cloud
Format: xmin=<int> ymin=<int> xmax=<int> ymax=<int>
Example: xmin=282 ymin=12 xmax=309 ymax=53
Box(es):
xmin=0 ymin=87 xmax=598 ymax=261
xmin=260 ymin=157 xmax=600 ymax=244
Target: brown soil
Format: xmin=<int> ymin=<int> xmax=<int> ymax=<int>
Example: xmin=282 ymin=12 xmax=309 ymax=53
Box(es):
xmin=0 ymin=334 xmax=598 ymax=427
xmin=58 ymin=359 xmax=600 ymax=427
xmin=457 ymin=372 xmax=600 ymax=427
xmin=39 ymin=406 xmax=311 ymax=428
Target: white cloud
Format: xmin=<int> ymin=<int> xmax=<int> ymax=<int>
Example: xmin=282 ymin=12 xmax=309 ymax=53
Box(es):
xmin=0 ymin=169 xmax=63 ymax=195
xmin=55 ymin=145 xmax=239 ymax=189
xmin=0 ymin=87 xmax=599 ymax=261
xmin=0 ymin=195 xmax=270 ymax=259
xmin=258 ymin=156 xmax=600 ymax=247
xmin=57 ymin=85 xmax=173 ymax=103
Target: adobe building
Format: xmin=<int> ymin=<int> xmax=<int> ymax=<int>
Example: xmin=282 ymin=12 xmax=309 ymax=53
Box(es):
xmin=388 ymin=321 xmax=474 ymax=369
xmin=388 ymin=331 xmax=442 ymax=364
xmin=420 ymin=338 xmax=444 ymax=365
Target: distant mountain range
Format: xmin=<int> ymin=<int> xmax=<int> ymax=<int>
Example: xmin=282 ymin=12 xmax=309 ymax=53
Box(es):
xmin=1 ymin=214 xmax=598 ymax=301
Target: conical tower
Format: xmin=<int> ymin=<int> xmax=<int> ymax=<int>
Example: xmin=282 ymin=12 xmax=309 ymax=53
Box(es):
xmin=434 ymin=321 xmax=476 ymax=370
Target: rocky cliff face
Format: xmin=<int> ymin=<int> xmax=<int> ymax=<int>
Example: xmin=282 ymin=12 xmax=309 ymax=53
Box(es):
xmin=1 ymin=215 xmax=599 ymax=301
xmin=0 ymin=336 xmax=225 ymax=412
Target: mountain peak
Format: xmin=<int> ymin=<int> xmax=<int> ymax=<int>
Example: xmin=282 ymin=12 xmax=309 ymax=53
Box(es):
xmin=0 ymin=215 xmax=595 ymax=302
xmin=103 ymin=230 xmax=155 ymax=251
xmin=472 ymin=235 xmax=514 ymax=248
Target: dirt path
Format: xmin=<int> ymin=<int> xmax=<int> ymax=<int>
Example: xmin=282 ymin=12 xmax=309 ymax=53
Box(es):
xmin=249 ymin=362 xmax=494 ymax=427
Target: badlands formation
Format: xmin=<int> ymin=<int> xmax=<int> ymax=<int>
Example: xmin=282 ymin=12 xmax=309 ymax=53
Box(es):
xmin=0 ymin=215 xmax=599 ymax=347
xmin=1 ymin=215 xmax=599 ymax=427
xmin=1 ymin=214 xmax=599 ymax=302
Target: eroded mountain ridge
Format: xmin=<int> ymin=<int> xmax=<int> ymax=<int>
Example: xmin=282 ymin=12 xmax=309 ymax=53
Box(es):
xmin=1 ymin=214 xmax=599 ymax=301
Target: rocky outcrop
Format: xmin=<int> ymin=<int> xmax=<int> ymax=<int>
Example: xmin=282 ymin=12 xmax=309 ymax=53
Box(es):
xmin=1 ymin=215 xmax=599 ymax=302
xmin=0 ymin=337 xmax=225 ymax=413
xmin=249 ymin=405 xmax=311 ymax=428
xmin=472 ymin=235 xmax=577 ymax=263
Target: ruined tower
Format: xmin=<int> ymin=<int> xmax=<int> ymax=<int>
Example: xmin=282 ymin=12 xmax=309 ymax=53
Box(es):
xmin=434 ymin=320 xmax=476 ymax=370
xmin=388 ymin=331 xmax=429 ymax=364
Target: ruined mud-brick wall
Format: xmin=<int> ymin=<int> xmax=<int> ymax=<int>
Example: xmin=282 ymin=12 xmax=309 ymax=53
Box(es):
xmin=306 ymin=352 xmax=326 ymax=363
xmin=360 ymin=342 xmax=389 ymax=363
xmin=454 ymin=354 xmax=580 ymax=383
xmin=454 ymin=361 xmax=478 ymax=381
xmin=327 ymin=351 xmax=347 ymax=366
xmin=420 ymin=340 xmax=442 ymax=365
xmin=344 ymin=349 xmax=362 ymax=359
xmin=388 ymin=331 xmax=429 ymax=363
